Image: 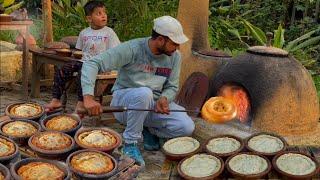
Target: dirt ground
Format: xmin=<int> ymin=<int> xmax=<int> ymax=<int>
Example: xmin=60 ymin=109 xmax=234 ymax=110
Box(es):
xmin=0 ymin=88 xmax=175 ymax=180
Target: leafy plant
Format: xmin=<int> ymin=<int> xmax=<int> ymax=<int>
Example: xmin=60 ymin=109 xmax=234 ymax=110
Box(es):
xmin=0 ymin=0 xmax=24 ymax=14
xmin=273 ymin=24 xmax=320 ymax=53
xmin=51 ymin=0 xmax=89 ymax=40
xmin=209 ymin=1 xmax=268 ymax=55
xmin=105 ymin=0 xmax=179 ymax=41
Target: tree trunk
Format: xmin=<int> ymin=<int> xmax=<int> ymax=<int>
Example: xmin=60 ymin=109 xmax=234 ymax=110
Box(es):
xmin=42 ymin=0 xmax=54 ymax=80
xmin=315 ymin=0 xmax=320 ymax=22
xmin=42 ymin=0 xmax=53 ymax=45
xmin=303 ymin=1 xmax=309 ymax=20
xmin=290 ymin=1 xmax=296 ymax=26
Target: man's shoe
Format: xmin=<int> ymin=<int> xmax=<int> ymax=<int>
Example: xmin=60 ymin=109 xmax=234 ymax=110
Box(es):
xmin=142 ymin=127 xmax=160 ymax=151
xmin=122 ymin=143 xmax=145 ymax=167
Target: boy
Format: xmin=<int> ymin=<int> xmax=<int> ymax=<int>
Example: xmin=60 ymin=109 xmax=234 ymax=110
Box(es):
xmin=45 ymin=0 xmax=120 ymax=112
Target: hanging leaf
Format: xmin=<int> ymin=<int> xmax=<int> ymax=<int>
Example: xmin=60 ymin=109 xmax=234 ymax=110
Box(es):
xmin=3 ymin=0 xmax=14 ymax=8
xmin=273 ymin=24 xmax=285 ymax=48
xmin=228 ymin=29 xmax=241 ymax=41
xmin=4 ymin=1 xmax=22 ymax=14
xmin=285 ymin=29 xmax=316 ymax=51
xmin=290 ymin=36 xmax=320 ymax=52
xmin=241 ymin=18 xmax=267 ymax=45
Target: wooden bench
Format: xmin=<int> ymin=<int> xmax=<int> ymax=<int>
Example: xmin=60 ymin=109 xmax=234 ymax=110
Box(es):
xmin=61 ymin=71 xmax=117 ymax=110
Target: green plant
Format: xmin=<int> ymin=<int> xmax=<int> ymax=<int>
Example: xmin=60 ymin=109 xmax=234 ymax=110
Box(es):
xmin=105 ymin=0 xmax=179 ymax=41
xmin=0 ymin=0 xmax=24 ymax=14
xmin=209 ymin=0 xmax=268 ymax=55
xmin=272 ymin=24 xmax=320 ymax=53
xmin=51 ymin=0 xmax=89 ymax=40
xmin=0 ymin=31 xmax=17 ymax=43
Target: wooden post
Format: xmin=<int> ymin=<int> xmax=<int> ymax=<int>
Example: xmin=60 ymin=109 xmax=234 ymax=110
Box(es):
xmin=21 ymin=26 xmax=30 ymax=100
xmin=42 ymin=0 xmax=53 ymax=45
xmin=42 ymin=0 xmax=54 ymax=80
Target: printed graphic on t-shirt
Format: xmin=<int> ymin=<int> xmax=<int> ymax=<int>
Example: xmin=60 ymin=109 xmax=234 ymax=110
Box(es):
xmin=136 ymin=64 xmax=172 ymax=78
xmin=83 ymin=35 xmax=109 ymax=57
xmin=76 ymin=27 xmax=120 ymax=61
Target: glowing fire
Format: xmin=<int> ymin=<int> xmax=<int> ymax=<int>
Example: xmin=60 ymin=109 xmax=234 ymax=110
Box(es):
xmin=217 ymin=84 xmax=250 ymax=123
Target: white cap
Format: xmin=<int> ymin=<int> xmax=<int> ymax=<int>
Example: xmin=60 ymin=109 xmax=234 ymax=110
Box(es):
xmin=153 ymin=16 xmax=189 ymax=44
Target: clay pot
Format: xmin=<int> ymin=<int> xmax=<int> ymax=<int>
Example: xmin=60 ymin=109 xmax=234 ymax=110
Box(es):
xmin=5 ymin=102 xmax=45 ymax=121
xmin=10 ymin=158 xmax=71 ymax=180
xmin=74 ymin=127 xmax=122 ymax=154
xmin=0 ymin=119 xmax=41 ymax=146
xmin=272 ymin=151 xmax=320 ymax=179
xmin=204 ymin=134 xmax=244 ymax=159
xmin=0 ymin=135 xmax=19 ymax=166
xmin=225 ymin=152 xmax=272 ymax=179
xmin=0 ymin=163 xmax=11 ymax=180
xmin=40 ymin=113 xmax=82 ymax=136
xmin=66 ymin=149 xmax=118 ymax=180
xmin=28 ymin=131 xmax=75 ymax=160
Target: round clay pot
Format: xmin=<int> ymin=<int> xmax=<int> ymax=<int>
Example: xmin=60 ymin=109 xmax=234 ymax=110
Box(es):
xmin=0 ymin=135 xmax=19 ymax=166
xmin=10 ymin=158 xmax=71 ymax=180
xmin=40 ymin=113 xmax=82 ymax=136
xmin=204 ymin=134 xmax=244 ymax=159
xmin=66 ymin=149 xmax=118 ymax=180
xmin=226 ymin=152 xmax=272 ymax=179
xmin=162 ymin=137 xmax=201 ymax=161
xmin=28 ymin=131 xmax=75 ymax=160
xmin=245 ymin=132 xmax=287 ymax=158
xmin=0 ymin=119 xmax=41 ymax=146
xmin=272 ymin=151 xmax=319 ymax=179
xmin=177 ymin=153 xmax=224 ymax=180
xmin=5 ymin=102 xmax=45 ymax=121
xmin=0 ymin=163 xmax=11 ymax=180
xmin=74 ymin=127 xmax=122 ymax=154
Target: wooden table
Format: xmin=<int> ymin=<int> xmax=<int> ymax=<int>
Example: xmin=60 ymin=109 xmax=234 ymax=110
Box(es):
xmin=29 ymin=48 xmax=82 ymax=98
xmin=30 ymin=49 xmax=117 ymax=99
xmin=0 ymin=21 xmax=33 ymax=100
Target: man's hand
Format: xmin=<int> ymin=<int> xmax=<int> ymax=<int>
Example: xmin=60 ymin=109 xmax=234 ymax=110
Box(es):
xmin=155 ymin=96 xmax=169 ymax=114
xmin=83 ymin=95 xmax=103 ymax=116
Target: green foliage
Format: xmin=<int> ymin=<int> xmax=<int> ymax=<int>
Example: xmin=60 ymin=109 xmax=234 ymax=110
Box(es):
xmin=49 ymin=0 xmax=179 ymax=42
xmin=273 ymin=24 xmax=285 ymax=48
xmin=272 ymin=24 xmax=320 ymax=53
xmin=312 ymin=74 xmax=320 ymax=98
xmin=208 ymin=0 xmax=268 ymax=55
xmin=0 ymin=31 xmax=17 ymax=42
xmin=105 ymin=0 xmax=179 ymax=41
xmin=51 ymin=0 xmax=89 ymax=41
xmin=22 ymin=0 xmax=41 ymax=14
xmin=0 ymin=0 xmax=24 ymax=14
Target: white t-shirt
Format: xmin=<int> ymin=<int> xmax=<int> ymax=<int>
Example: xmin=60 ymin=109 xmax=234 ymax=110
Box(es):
xmin=76 ymin=26 xmax=120 ymax=61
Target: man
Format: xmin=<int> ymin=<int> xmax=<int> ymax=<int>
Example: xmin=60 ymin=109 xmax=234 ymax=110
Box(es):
xmin=81 ymin=16 xmax=195 ymax=167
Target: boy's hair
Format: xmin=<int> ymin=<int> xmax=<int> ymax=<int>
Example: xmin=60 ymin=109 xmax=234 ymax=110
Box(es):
xmin=84 ymin=1 xmax=105 ymax=16
xmin=151 ymin=29 xmax=168 ymax=40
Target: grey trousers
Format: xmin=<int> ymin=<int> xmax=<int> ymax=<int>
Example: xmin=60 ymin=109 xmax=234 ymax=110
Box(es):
xmin=110 ymin=87 xmax=195 ymax=144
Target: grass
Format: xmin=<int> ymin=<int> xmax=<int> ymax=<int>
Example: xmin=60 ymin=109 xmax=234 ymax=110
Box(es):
xmin=312 ymin=74 xmax=320 ymax=99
